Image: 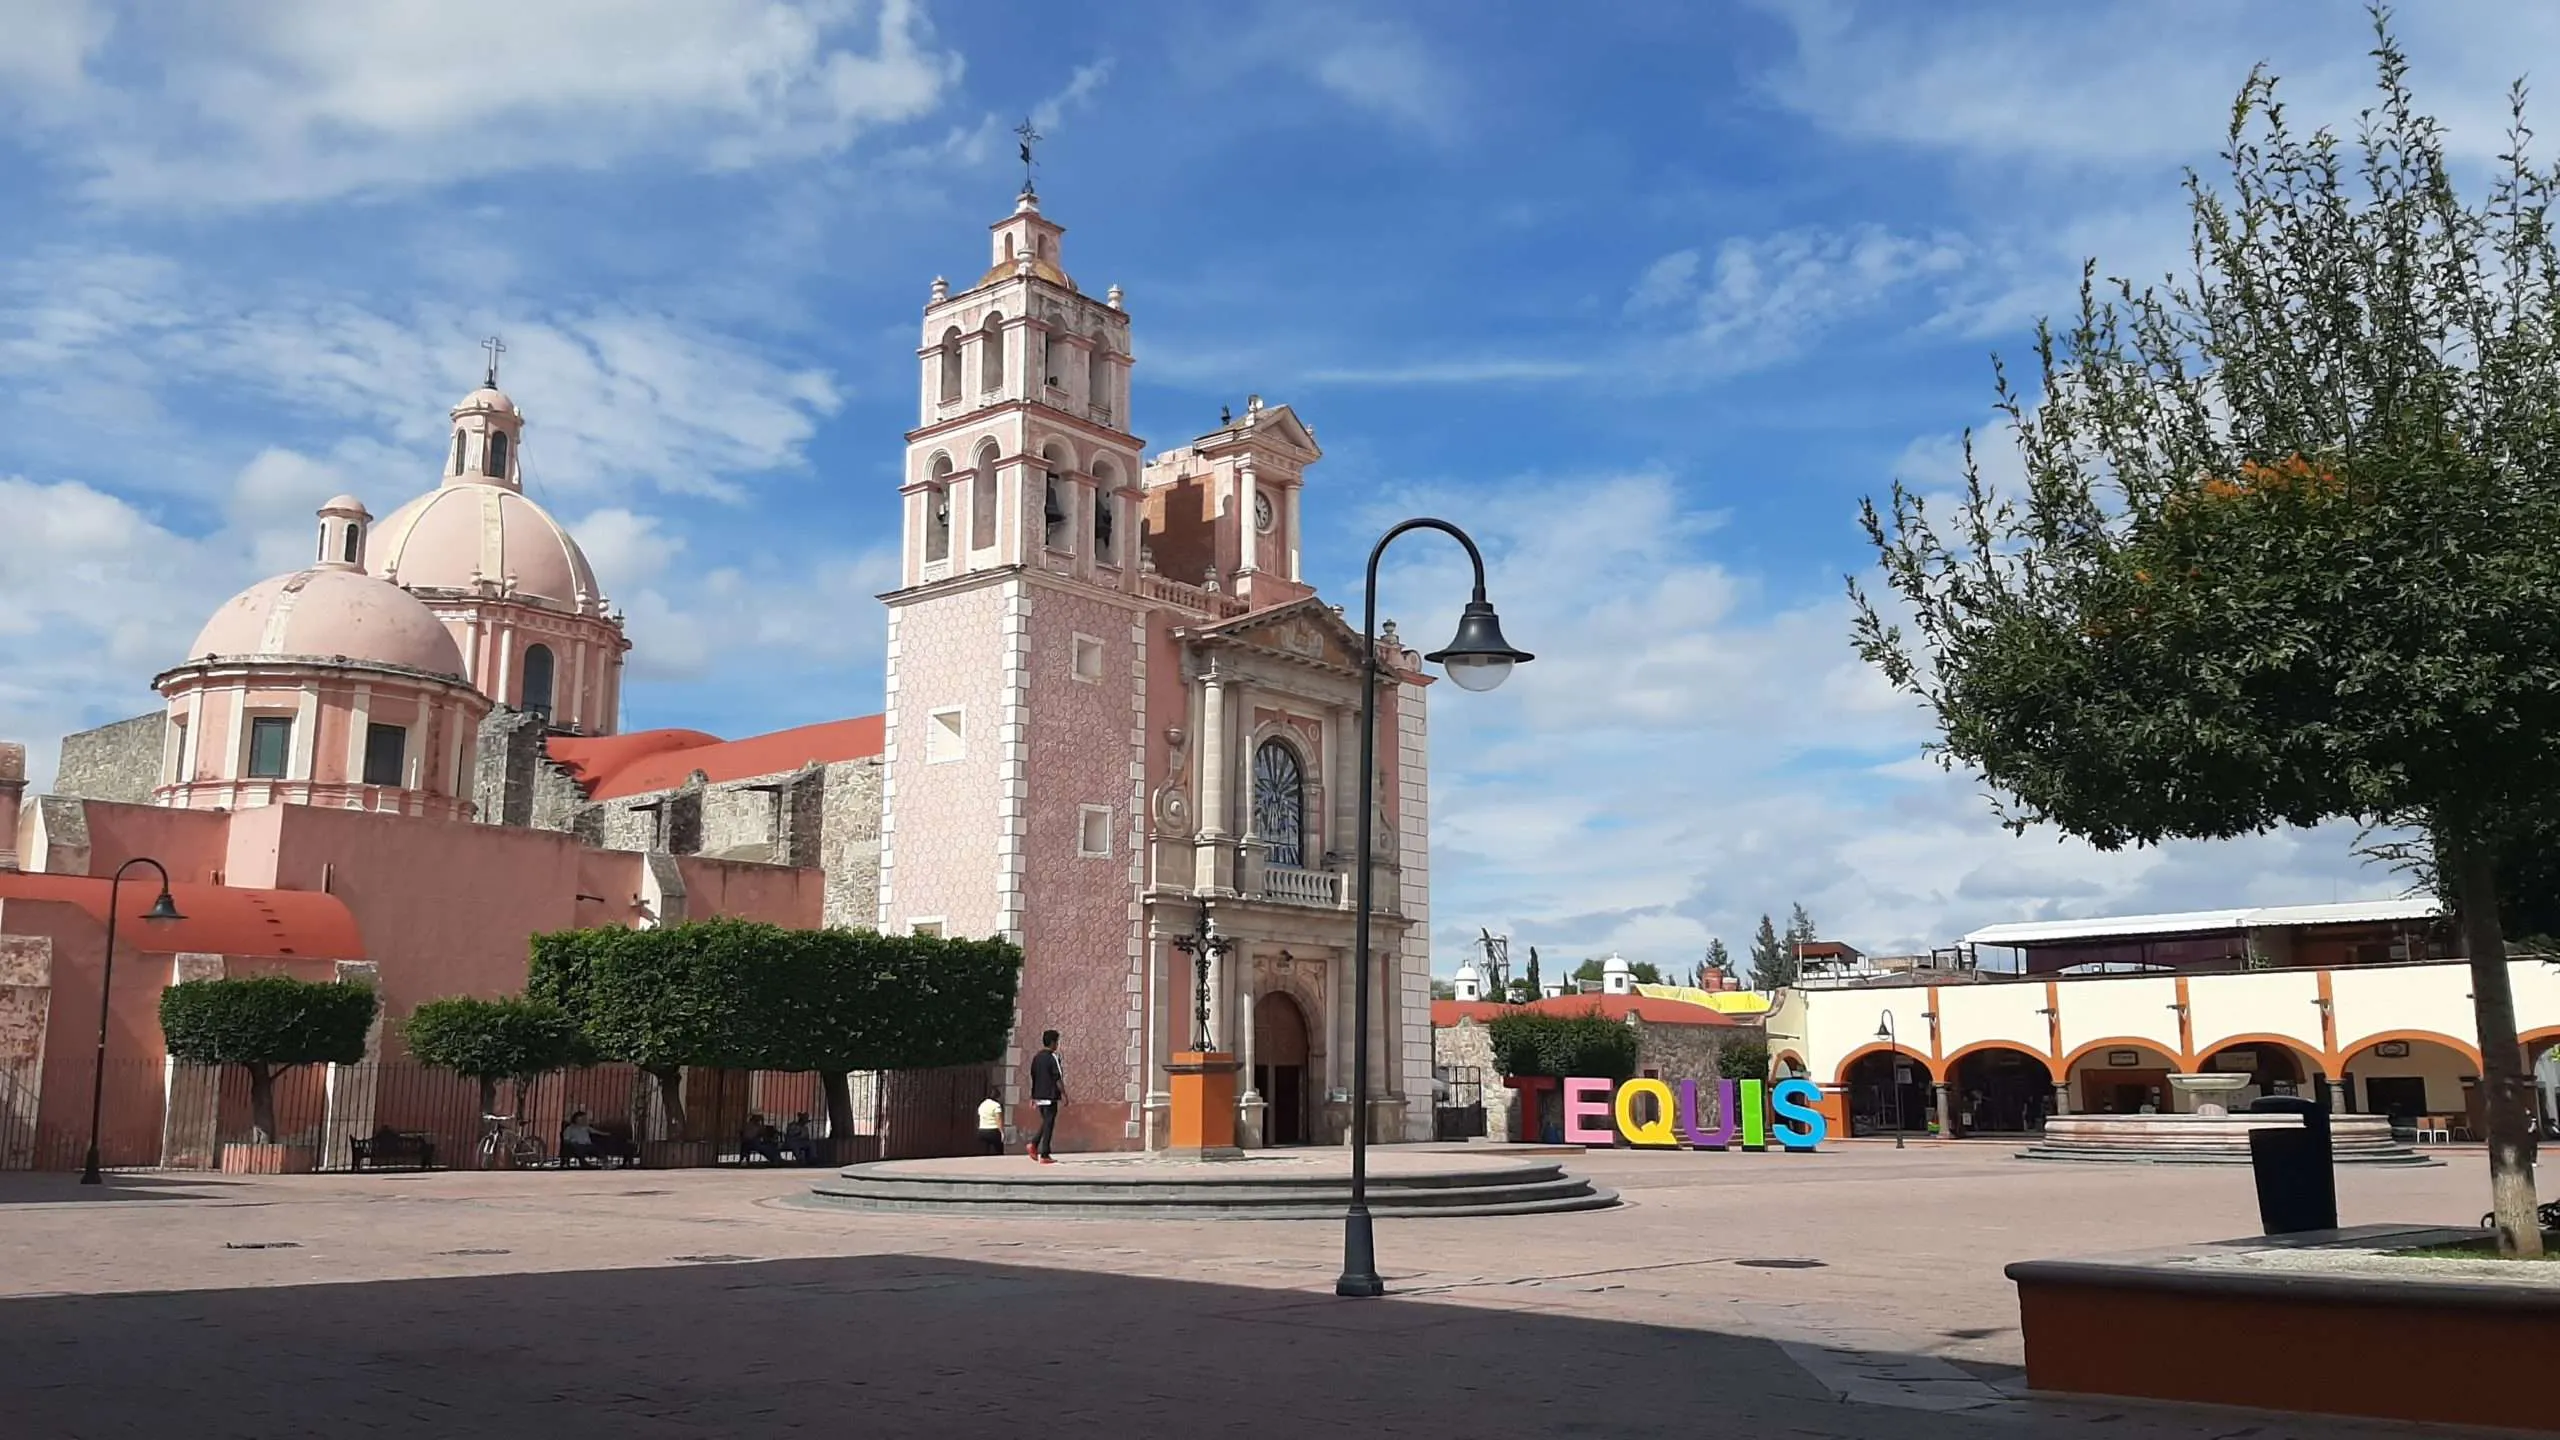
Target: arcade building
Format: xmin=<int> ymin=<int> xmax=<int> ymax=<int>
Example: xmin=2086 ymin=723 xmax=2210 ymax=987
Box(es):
xmin=2 ymin=184 xmax=1438 ymax=1167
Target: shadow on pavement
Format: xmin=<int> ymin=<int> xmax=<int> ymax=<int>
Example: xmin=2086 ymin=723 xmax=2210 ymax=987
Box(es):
xmin=0 ymin=1253 xmax=2424 ymax=1439
xmin=0 ymin=1173 xmax=237 ymax=1205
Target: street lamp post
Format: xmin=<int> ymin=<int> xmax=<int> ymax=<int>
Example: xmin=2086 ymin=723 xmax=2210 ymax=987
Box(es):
xmin=1874 ymin=1012 xmax=1904 ymax=1151
xmin=80 ymin=858 xmax=184 ymax=1185
xmin=1337 ymin=518 xmax=1532 ymax=1300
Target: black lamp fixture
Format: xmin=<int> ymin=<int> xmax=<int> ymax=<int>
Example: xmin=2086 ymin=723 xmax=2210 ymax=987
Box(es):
xmin=81 ymin=858 xmax=185 ymax=1185
xmin=1338 ymin=517 xmax=1530 ymax=1300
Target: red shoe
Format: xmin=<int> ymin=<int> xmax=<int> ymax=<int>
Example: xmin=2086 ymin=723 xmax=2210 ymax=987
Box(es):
xmin=1039 ymin=1155 xmax=1057 ymax=1165
xmin=1025 ymin=1142 xmax=1038 ymax=1158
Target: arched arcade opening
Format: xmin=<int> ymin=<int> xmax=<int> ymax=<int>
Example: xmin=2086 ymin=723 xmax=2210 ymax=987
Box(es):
xmin=1947 ymin=1045 xmax=2055 ymax=1134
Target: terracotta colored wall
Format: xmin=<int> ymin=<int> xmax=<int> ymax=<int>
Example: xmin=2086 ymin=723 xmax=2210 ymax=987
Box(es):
xmin=1023 ymin=586 xmax=1147 ymax=1149
xmin=77 ymin=803 xmax=232 ymax=884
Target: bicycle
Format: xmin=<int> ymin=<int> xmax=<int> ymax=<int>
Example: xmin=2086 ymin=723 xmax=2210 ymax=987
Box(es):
xmin=2480 ymin=1200 xmax=2560 ymax=1232
xmin=477 ymin=1113 xmax=547 ymax=1169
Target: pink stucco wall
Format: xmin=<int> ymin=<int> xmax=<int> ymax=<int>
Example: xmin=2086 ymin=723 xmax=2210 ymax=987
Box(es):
xmin=1021 ymin=586 xmax=1147 ymax=1149
xmin=879 ymin=581 xmax=1012 ymax=939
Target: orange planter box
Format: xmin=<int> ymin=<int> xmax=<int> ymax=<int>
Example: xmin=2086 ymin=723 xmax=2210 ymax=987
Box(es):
xmin=1166 ymin=1051 xmax=1241 ymax=1156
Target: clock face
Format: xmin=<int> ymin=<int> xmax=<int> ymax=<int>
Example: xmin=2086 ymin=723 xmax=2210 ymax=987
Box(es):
xmin=1253 ymin=490 xmax=1276 ymax=533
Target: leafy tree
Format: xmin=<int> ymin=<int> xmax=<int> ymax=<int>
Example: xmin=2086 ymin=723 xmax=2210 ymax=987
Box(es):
xmin=1717 ymin=1038 xmax=1772 ymax=1082
xmin=1483 ymin=1009 xmax=1640 ymax=1083
xmin=530 ymin=920 xmax=1023 ymax=1140
xmin=159 ymin=976 xmax=378 ymax=1144
xmin=1786 ymin=904 xmax=1818 ymax=958
xmin=1747 ymin=914 xmax=1796 ymax=990
xmin=403 ymin=995 xmax=589 ymax=1123
xmin=1500 ymin=978 xmax=1538 ymax=1005
xmin=1522 ymin=946 xmax=1542 ymax=997
xmin=1570 ymin=957 xmax=1664 ymax=986
xmin=1851 ymin=18 xmax=2550 ymax=1252
xmin=1430 ymin=977 xmax=1458 ymax=1001
xmin=1701 ymin=937 xmax=1733 ymax=986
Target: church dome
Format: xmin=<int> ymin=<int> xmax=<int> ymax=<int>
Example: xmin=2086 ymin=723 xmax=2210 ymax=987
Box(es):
xmin=455 ymin=385 xmax=519 ymax=416
xmin=370 ymin=482 xmax=603 ymax=613
xmin=187 ymin=567 xmax=468 ymax=678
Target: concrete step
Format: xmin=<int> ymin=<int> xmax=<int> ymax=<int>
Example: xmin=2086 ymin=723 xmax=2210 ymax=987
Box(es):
xmin=803 ymin=1156 xmax=1617 ymax=1219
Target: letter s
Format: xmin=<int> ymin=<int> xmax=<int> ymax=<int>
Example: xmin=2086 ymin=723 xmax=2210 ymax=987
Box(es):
xmin=1771 ymin=1078 xmax=1828 ymax=1150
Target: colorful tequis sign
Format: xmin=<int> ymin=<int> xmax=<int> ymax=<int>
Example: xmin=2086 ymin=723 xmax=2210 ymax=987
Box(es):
xmin=1502 ymin=1076 xmax=1830 ymax=1150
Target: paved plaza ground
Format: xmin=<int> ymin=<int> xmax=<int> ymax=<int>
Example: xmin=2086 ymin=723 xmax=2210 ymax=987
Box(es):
xmin=0 ymin=1140 xmax=2526 ymax=1438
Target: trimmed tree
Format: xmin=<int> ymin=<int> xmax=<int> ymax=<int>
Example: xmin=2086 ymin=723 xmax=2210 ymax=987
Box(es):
xmin=530 ymin=920 xmax=1024 ymax=1140
xmin=403 ymin=995 xmax=589 ymax=1124
xmin=159 ymin=975 xmax=379 ymax=1145
xmin=1484 ymin=1009 xmax=1641 ymax=1083
xmin=1852 ymin=19 xmax=2551 ymax=1252
xmin=1717 ymin=1038 xmax=1773 ymax=1083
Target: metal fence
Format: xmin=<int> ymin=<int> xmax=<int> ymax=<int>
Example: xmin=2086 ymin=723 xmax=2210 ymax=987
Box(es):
xmin=0 ymin=1058 xmax=1001 ymax=1172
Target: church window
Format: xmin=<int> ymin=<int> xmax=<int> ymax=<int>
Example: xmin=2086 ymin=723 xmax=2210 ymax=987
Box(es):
xmin=1253 ymin=739 xmax=1307 ymax=868
xmin=937 ymin=326 xmax=963 ymax=403
xmin=970 ymin=442 xmax=999 ymax=549
xmin=247 ymin=716 xmax=293 ymax=779
xmin=1071 ymin=634 xmax=1104 ymax=683
xmin=1044 ymin=473 xmax=1070 ymax=551
xmin=980 ymin=312 xmax=1005 ymax=392
xmin=924 ymin=455 xmax=953 ymax=562
xmin=485 ymin=429 xmax=509 ymax=478
xmin=451 ymin=431 xmax=466 ymax=475
xmin=362 ymin=723 xmax=407 ymax=787
xmin=521 ymin=644 xmax=555 ymax=723
xmin=341 ymin=523 xmax=360 ymax=563
xmin=1078 ymin=805 xmax=1113 ymax=858
xmin=1032 ymin=326 xmax=1051 ymax=387
xmin=1092 ymin=486 xmax=1115 ymax=561
xmin=1087 ymin=343 xmax=1110 ymax=417
xmin=926 ymin=707 xmax=964 ymax=764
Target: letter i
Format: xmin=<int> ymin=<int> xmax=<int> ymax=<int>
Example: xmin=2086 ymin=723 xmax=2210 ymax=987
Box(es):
xmin=1739 ymin=1079 xmax=1767 ymax=1150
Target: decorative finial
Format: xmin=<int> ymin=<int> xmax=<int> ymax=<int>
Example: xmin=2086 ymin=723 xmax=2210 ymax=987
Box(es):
xmin=1015 ymin=117 xmax=1041 ymax=197
xmin=1203 ymin=561 xmax=1222 ymax=594
xmin=1220 ymin=405 xmax=1232 ymax=426
xmin=481 ymin=334 xmax=506 ymax=388
xmin=1246 ymin=393 xmax=1263 ymax=415
xmin=1381 ymin=619 xmax=1400 ymax=648
xmin=1106 ymin=283 xmax=1123 ymax=310
xmin=929 ymin=276 xmax=949 ymax=304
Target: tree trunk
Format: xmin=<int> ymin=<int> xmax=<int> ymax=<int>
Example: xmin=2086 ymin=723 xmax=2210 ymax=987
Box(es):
xmin=476 ymin=1076 xmax=499 ymax=1123
xmin=822 ymin=1070 xmax=856 ymax=1139
xmin=248 ymin=1064 xmax=278 ymax=1145
xmin=652 ymin=1067 xmax=687 ymax=1140
xmin=2452 ymin=834 xmax=2546 ymax=1258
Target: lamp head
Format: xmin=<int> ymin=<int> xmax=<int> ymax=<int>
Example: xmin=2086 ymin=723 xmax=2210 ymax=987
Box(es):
xmin=1426 ymin=600 xmax=1533 ymax=693
xmin=143 ymin=890 xmax=184 ymax=924
xmin=1874 ymin=1016 xmax=1893 ymax=1041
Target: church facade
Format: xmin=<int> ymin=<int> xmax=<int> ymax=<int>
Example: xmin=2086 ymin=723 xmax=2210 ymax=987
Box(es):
xmin=30 ymin=184 xmax=1439 ymax=1153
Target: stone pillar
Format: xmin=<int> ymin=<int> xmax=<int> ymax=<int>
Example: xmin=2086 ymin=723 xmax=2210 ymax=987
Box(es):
xmin=318 ymin=960 xmax=384 ymax=1171
xmin=1236 ymin=456 xmax=1259 ymax=577
xmin=0 ymin=934 xmax=53 ymax=1170
xmin=1233 ymin=681 xmax=1263 ymax=897
xmin=1327 ymin=948 xmax=1353 ymax=1144
xmin=1328 ymin=705 xmax=1358 ymax=888
xmin=0 ymin=741 xmax=24 ymax=871
xmin=1143 ymin=933 xmax=1172 ymax=1150
xmin=1934 ymin=1081 xmax=1957 ymax=1138
xmin=2051 ymin=1082 xmax=2074 ymax=1117
xmin=160 ymin=953 xmax=226 ymax=1169
xmin=1195 ymin=678 xmax=1229 ymax=891
xmin=1235 ymin=981 xmax=1264 ymax=1148
xmin=1286 ymin=484 xmax=1302 ymax=582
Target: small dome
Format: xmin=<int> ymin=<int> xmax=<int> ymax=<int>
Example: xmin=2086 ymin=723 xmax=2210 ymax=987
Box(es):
xmin=370 ymin=481 xmax=602 ymax=612
xmin=319 ymin=493 xmax=369 ymax=517
xmin=1602 ymin=953 xmax=1631 ymax=973
xmin=1453 ymin=962 xmax=1483 ymax=982
xmin=453 ymin=386 xmax=518 ymax=416
xmin=186 ymin=567 xmax=468 ymax=678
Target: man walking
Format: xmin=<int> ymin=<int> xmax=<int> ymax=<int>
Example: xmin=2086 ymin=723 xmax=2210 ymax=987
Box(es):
xmin=1028 ymin=1029 xmax=1063 ymax=1163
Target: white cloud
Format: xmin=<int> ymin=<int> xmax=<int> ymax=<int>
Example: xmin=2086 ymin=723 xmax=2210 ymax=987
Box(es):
xmin=1240 ymin=6 xmax=1463 ymax=140
xmin=1628 ymin=225 xmax=1972 ymax=374
xmin=0 ymin=248 xmax=844 ymax=504
xmin=17 ymin=0 xmax=960 ymax=206
xmin=0 ymin=0 xmax=108 ymax=102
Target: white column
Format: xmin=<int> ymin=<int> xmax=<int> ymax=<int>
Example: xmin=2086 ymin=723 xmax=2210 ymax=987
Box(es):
xmin=1144 ymin=932 xmax=1172 ymax=1148
xmin=289 ymin=685 xmax=320 ymax=782
xmin=1198 ymin=679 xmax=1228 ymax=839
xmin=1232 ymin=681 xmax=1257 ymax=845
xmin=1237 ymin=978 xmax=1258 ymax=1090
xmin=345 ymin=684 xmax=372 ymax=782
xmin=1236 ymin=457 xmax=1260 ymax=576
xmin=1286 ymin=485 xmax=1302 ymax=581
xmin=569 ymin=640 xmax=589 ymax=731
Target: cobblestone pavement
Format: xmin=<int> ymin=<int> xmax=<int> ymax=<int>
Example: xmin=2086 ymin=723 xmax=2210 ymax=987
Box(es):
xmin=0 ymin=1141 xmax=2513 ymax=1438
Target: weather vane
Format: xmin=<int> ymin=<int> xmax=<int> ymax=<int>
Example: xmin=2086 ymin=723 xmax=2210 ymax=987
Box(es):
xmin=1015 ymin=117 xmax=1040 ymax=196
xmin=481 ymin=334 xmax=506 ymax=387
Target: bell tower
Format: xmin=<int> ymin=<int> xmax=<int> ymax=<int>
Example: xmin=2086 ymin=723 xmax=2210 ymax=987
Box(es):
xmin=877 ymin=184 xmax=1158 ymax=1151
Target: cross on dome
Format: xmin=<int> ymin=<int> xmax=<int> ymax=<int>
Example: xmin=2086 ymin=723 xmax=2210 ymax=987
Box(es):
xmin=481 ymin=334 xmax=506 ymax=387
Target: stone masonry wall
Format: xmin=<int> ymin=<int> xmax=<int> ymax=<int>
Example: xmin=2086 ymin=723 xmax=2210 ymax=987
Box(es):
xmin=574 ymin=759 xmax=884 ymax=929
xmin=55 ymin=712 xmax=166 ymax=803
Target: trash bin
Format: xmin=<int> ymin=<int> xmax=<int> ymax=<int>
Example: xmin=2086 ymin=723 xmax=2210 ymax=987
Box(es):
xmin=2246 ymin=1094 xmax=2338 ymax=1235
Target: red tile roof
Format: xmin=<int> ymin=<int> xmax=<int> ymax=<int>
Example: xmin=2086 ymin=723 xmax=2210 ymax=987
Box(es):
xmin=546 ymin=716 xmax=885 ymax=801
xmin=1431 ymin=995 xmax=1741 ymax=1028
xmin=0 ymin=872 xmax=366 ymax=961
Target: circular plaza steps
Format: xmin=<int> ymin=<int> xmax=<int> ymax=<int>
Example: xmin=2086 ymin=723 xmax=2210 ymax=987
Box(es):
xmin=2016 ymin=1112 xmax=2435 ymax=1165
xmin=805 ymin=1148 xmax=1618 ymax=1219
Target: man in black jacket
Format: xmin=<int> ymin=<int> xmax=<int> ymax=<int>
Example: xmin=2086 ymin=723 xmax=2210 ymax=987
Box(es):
xmin=1028 ymin=1029 xmax=1064 ymax=1163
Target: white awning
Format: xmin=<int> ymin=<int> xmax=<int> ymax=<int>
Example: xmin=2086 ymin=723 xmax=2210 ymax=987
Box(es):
xmin=1964 ymin=897 xmax=2440 ymax=949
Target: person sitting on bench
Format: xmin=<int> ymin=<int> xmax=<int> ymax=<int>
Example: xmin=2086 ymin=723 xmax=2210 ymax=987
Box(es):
xmin=561 ymin=1110 xmax=603 ymax=1167
xmin=781 ymin=1113 xmax=821 ymax=1164
xmin=741 ymin=1113 xmax=783 ymax=1163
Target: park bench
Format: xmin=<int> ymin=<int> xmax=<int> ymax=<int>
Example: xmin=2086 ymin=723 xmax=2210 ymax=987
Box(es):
xmin=348 ymin=1128 xmax=437 ymax=1171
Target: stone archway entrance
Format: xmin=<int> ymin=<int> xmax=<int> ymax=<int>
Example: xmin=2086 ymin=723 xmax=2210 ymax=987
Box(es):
xmin=1254 ymin=992 xmax=1312 ymax=1146
xmin=1948 ymin=1046 xmax=2055 ymax=1133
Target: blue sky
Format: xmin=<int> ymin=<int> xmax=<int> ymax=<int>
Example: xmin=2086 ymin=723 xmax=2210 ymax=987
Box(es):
xmin=3 ymin=0 xmax=2544 ymax=970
